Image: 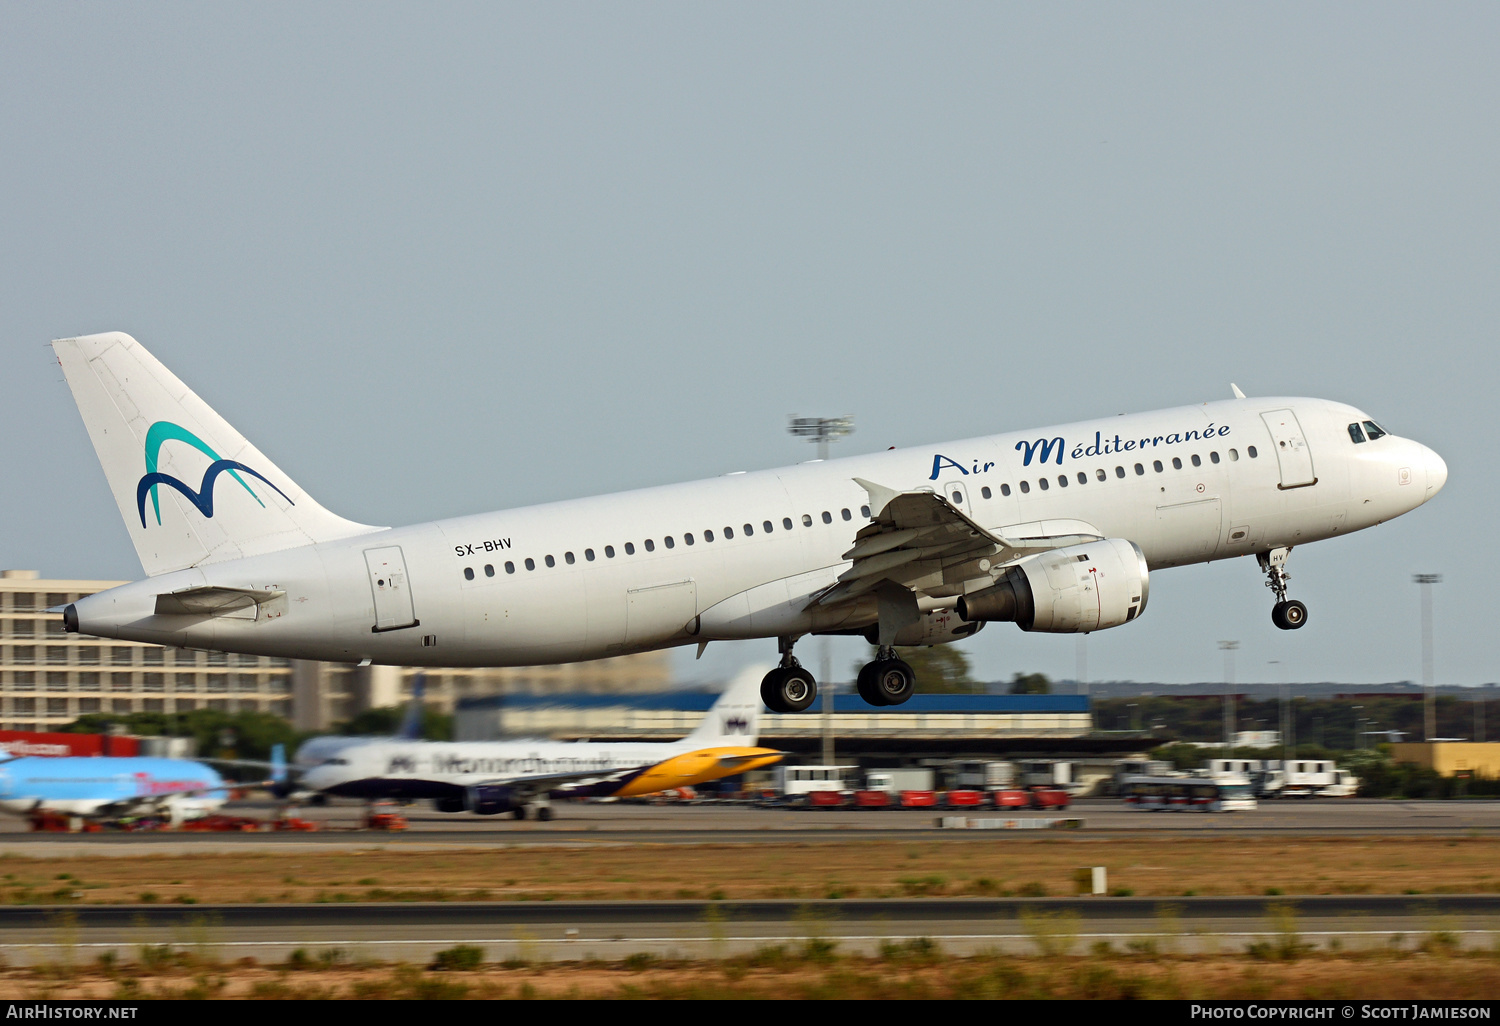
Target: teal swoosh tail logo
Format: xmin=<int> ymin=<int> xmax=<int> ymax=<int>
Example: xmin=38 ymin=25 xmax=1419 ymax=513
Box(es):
xmin=140 ymin=421 xmax=269 ymax=526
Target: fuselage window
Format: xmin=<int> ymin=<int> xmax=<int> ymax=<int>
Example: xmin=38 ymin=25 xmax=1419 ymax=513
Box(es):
xmin=1000 ymin=483 xmax=1012 ymax=496
xmin=644 ymin=539 xmax=655 ymax=552
xmin=1096 ymin=469 xmax=1107 ymax=482
xmin=664 ymin=536 xmax=674 ymax=549
xmin=861 ymin=505 xmax=871 ymax=518
xmin=1057 ymin=475 xmax=1067 ymax=487
xmin=1228 ymin=449 xmax=1239 ymax=461
xmin=624 ymin=542 xmax=636 ymax=555
xmin=1210 ymin=451 xmax=1220 ymax=464
xmin=525 ymin=558 xmax=536 ymax=571
xmin=724 ymin=527 xmax=734 ymax=539
xmin=684 ymin=533 xmax=694 ymax=546
xmin=1078 ymin=472 xmax=1088 ymax=484
xmin=1038 ymin=477 xmax=1049 ymax=491
xmin=505 ymin=561 xmax=516 ymax=573
xmin=1019 ymin=481 xmax=1030 ymax=494
xmin=841 ymin=508 xmax=852 ymax=520
xmin=1247 ymin=446 xmax=1258 ymax=458
xmin=565 ymin=551 xmax=576 ymax=564
xmin=1362 ymin=420 xmax=1386 ymax=440
xmin=463 ymin=567 xmax=474 ymax=581
xmin=763 ymin=521 xmax=773 ymax=533
xmin=605 ymin=545 xmax=615 ymax=558
xmin=1172 ymin=457 xmax=1182 ymax=470
xmin=484 ymin=564 xmax=495 ymax=577
xmin=1153 ymin=460 xmax=1164 ymax=473
xmin=951 ymin=490 xmax=963 ymax=503
xmin=545 ymin=554 xmax=556 ymax=567
xmin=742 ymin=524 xmax=753 ymax=536
xmin=1348 ymin=423 xmax=1366 ymax=443
xmin=822 ymin=511 xmax=832 ymax=524
xmin=1191 ymin=454 xmax=1201 ymax=467
xmin=981 ymin=486 xmax=992 ymax=499
xmin=802 ymin=514 xmax=813 ymax=527
xmin=704 ymin=530 xmax=714 ymax=542
xmin=1135 ymin=463 xmax=1145 ymax=475
xmin=783 ymin=518 xmax=793 ymax=530
xmin=1116 ymin=466 xmax=1126 ymax=478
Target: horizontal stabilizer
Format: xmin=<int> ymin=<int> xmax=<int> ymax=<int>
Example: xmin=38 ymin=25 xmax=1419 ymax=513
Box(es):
xmin=155 ymin=586 xmax=283 ymax=620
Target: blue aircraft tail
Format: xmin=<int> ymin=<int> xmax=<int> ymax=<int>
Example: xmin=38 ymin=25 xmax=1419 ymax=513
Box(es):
xmin=397 ymin=674 xmax=426 ymax=740
xmin=269 ymin=743 xmax=291 ymax=798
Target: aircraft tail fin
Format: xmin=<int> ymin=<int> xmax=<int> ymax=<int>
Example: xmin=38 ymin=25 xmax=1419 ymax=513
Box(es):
xmin=51 ymin=332 xmax=383 ymax=577
xmin=681 ymin=664 xmax=770 ymax=747
xmin=396 ymin=674 xmax=426 ymax=740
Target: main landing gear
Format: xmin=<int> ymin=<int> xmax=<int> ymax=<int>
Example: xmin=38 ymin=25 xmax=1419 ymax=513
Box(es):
xmin=1259 ymin=547 xmax=1308 ymax=631
xmin=761 ymin=637 xmax=818 ymax=713
xmin=856 ymin=648 xmax=916 ymax=706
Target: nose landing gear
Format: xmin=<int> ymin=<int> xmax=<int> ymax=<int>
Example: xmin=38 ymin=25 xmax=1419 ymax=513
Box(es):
xmin=761 ymin=636 xmax=818 ymax=713
xmin=1260 ymin=547 xmax=1308 ymax=630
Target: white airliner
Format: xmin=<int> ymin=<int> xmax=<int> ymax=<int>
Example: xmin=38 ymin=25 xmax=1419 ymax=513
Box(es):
xmin=295 ymin=665 xmax=781 ymax=820
xmin=54 ymin=332 xmax=1445 ymax=712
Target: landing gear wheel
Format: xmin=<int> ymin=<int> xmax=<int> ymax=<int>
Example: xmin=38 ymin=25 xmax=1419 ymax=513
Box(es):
xmin=511 ymin=806 xmax=527 ymax=820
xmin=1271 ymin=599 xmax=1308 ymax=630
xmin=760 ymin=668 xmax=785 ymax=710
xmin=534 ymin=806 xmax=554 ymax=822
xmin=855 ymin=662 xmax=888 ymax=706
xmin=761 ymin=665 xmax=818 ymax=713
xmin=873 ymin=658 xmax=916 ymax=705
xmin=857 ymin=657 xmax=916 ymax=706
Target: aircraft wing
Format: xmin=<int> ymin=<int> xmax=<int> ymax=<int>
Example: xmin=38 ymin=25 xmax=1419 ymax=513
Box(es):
xmin=89 ymin=782 xmax=243 ymax=820
xmin=472 ymin=767 xmax=647 ymax=801
xmin=811 ymin=478 xmax=1101 ymax=606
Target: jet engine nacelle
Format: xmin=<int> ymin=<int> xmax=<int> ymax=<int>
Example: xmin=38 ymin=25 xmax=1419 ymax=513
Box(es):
xmin=956 ymin=538 xmax=1149 ymax=633
xmin=862 ymin=610 xmax=985 ymax=647
xmin=463 ymin=785 xmax=517 ymax=816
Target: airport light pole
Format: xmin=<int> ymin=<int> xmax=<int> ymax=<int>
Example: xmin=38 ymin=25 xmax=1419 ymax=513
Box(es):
xmin=1076 ymin=635 xmax=1090 ymax=729
xmin=1413 ymin=574 xmax=1442 ymax=741
xmin=789 ymin=416 xmax=855 ymax=767
xmin=1219 ymin=641 xmax=1239 ymax=759
xmin=1270 ymin=659 xmax=1288 ymax=761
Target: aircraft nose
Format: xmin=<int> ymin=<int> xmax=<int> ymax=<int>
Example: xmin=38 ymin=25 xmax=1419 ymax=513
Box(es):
xmin=1423 ymin=445 xmax=1448 ymax=497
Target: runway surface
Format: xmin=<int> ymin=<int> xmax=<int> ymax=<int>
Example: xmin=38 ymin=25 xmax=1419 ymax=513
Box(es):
xmin=0 ymin=799 xmax=1496 ymax=853
xmin=3 ymin=895 xmax=1494 ymax=964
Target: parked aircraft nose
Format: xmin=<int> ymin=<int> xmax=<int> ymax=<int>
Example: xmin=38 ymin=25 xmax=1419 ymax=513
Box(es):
xmin=1422 ymin=445 xmax=1448 ymax=498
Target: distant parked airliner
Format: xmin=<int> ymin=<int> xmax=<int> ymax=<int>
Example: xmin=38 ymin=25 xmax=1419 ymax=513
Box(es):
xmin=54 ymin=333 xmax=1444 ymax=712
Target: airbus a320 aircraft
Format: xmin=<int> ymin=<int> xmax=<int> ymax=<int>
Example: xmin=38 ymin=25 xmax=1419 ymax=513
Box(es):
xmin=294 ymin=665 xmax=781 ymax=820
xmin=53 ymin=333 xmax=1445 ymax=713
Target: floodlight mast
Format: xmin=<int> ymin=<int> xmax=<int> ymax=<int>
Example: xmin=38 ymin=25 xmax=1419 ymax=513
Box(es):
xmin=789 ymin=416 xmax=855 ymax=766
xmin=788 ymin=416 xmax=854 ymax=463
xmin=1413 ymin=574 xmax=1442 ymax=741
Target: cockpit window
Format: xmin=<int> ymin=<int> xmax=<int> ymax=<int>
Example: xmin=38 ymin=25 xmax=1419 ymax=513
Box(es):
xmin=1363 ymin=420 xmax=1387 ymax=440
xmin=1348 ymin=423 xmax=1366 ymax=444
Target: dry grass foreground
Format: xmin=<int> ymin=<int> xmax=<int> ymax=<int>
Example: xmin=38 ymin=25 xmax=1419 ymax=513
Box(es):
xmin=0 ymin=835 xmax=1496 ymax=903
xmin=3 ymin=947 xmax=1499 ymax=1000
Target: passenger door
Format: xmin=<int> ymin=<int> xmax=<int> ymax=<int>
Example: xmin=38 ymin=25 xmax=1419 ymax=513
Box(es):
xmin=365 ymin=546 xmax=419 ymax=632
xmin=1260 ymin=410 xmax=1316 ymax=489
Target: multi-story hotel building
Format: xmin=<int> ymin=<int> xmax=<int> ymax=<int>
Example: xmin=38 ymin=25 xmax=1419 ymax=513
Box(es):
xmin=0 ymin=571 xmax=670 ymax=732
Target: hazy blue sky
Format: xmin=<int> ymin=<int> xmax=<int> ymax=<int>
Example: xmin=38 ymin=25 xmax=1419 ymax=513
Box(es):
xmin=1 ymin=4 xmax=1494 ymax=689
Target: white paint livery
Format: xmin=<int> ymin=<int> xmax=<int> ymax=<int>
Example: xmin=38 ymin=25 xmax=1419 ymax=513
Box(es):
xmin=53 ymin=332 xmax=1447 ymax=711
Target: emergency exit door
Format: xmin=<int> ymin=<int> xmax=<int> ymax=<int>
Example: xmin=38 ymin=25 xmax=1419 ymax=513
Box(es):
xmin=366 ymin=546 xmax=420 ymax=632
